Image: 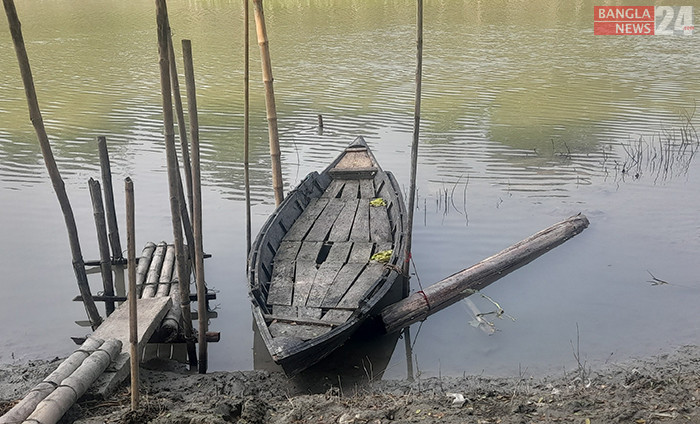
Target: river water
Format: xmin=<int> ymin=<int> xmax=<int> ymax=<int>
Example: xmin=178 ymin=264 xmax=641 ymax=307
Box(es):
xmin=1 ymin=0 xmax=699 ymax=379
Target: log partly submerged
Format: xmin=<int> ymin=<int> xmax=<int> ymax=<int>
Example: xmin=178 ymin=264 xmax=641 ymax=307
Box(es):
xmin=380 ymin=214 xmax=590 ymax=334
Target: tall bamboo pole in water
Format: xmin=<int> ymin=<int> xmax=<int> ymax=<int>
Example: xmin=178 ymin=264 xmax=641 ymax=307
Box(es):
xmin=252 ymin=0 xmax=284 ymax=205
xmin=3 ymin=0 xmax=102 ymax=329
xmin=97 ymin=136 xmax=124 ymax=262
xmin=125 ymin=177 xmax=139 ymax=411
xmin=182 ymin=39 xmax=208 ymax=374
xmin=155 ymin=0 xmax=197 ymax=368
xmin=244 ymin=0 xmax=252 ymax=253
xmin=402 ymin=0 xmax=424 ymax=382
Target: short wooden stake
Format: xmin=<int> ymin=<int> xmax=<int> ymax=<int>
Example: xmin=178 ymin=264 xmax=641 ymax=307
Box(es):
xmin=89 ymin=178 xmax=116 ymax=315
xmin=97 ymin=136 xmax=123 ymax=261
xmin=3 ymin=0 xmax=102 ymax=329
xmin=125 ymin=177 xmax=139 ymax=411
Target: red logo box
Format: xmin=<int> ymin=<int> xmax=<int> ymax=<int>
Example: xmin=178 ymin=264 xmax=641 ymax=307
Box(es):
xmin=594 ymin=6 xmax=655 ymax=35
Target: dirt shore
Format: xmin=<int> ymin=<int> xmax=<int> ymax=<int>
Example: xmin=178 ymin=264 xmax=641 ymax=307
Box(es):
xmin=2 ymin=345 xmax=699 ymax=424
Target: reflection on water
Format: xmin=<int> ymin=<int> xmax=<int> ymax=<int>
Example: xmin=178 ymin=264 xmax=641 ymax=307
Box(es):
xmin=1 ymin=0 xmax=699 ymax=377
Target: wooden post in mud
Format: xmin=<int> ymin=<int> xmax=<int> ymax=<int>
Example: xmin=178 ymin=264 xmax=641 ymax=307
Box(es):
xmin=97 ymin=136 xmax=123 ymax=262
xmin=125 ymin=177 xmax=139 ymax=410
xmin=155 ymin=0 xmax=198 ymax=368
xmin=252 ymin=0 xmax=284 ymax=205
xmin=401 ymin=0 xmax=424 ymax=382
xmin=167 ymin=23 xmax=194 ymax=223
xmin=243 ymin=0 xmax=252 ymax=254
xmin=380 ymin=214 xmax=590 ymax=334
xmin=182 ymin=39 xmax=209 ymax=373
xmin=89 ymin=178 xmax=116 ymax=316
xmin=3 ymin=0 xmax=102 ymax=329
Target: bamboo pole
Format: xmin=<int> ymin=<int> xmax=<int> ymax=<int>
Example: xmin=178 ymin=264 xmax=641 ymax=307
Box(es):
xmin=243 ymin=0 xmax=252 ymax=254
xmin=0 ymin=338 xmax=104 ymax=424
xmin=125 ymin=177 xmax=138 ymax=411
xmin=24 ymin=339 xmax=122 ymax=424
xmin=167 ymin=25 xmax=194 ymax=224
xmin=182 ymin=39 xmax=209 ymax=374
xmin=252 ymin=0 xmax=284 ymax=205
xmin=97 ymin=136 xmax=123 ymax=262
xmin=381 ymin=214 xmax=590 ymax=334
xmin=3 ymin=0 xmax=102 ymax=329
xmin=88 ymin=178 xmax=116 ymax=315
xmin=141 ymin=242 xmax=167 ymax=298
xmin=135 ymin=242 xmax=156 ymax=297
xmin=155 ymin=0 xmax=197 ymax=368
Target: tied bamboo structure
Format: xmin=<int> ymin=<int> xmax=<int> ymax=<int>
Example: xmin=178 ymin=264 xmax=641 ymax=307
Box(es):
xmin=182 ymin=39 xmax=209 ymax=373
xmin=3 ymin=0 xmax=102 ymax=329
xmin=252 ymin=0 xmax=284 ymax=205
xmin=89 ymin=178 xmax=116 ymax=316
xmin=125 ymin=177 xmax=139 ymax=410
xmin=155 ymin=0 xmax=197 ymax=368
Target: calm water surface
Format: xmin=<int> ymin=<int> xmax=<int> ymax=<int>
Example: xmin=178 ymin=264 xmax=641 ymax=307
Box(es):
xmin=1 ymin=0 xmax=699 ymax=379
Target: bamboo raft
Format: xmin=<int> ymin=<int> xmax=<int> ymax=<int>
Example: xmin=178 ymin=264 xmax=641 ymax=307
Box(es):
xmin=249 ymin=137 xmax=407 ymax=375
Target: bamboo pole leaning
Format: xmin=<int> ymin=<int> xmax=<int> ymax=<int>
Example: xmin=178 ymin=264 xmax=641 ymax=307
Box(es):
xmin=243 ymin=0 xmax=252 ymax=254
xmin=3 ymin=0 xmax=102 ymax=329
xmin=0 ymin=338 xmax=104 ymax=424
xmin=182 ymin=39 xmax=209 ymax=373
xmin=125 ymin=177 xmax=139 ymax=411
xmin=97 ymin=136 xmax=124 ymax=262
xmin=252 ymin=0 xmax=284 ymax=205
xmin=89 ymin=178 xmax=116 ymax=315
xmin=380 ymin=214 xmax=590 ymax=334
xmin=155 ymin=0 xmax=198 ymax=368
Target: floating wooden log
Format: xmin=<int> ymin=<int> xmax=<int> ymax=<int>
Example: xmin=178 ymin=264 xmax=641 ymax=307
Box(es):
xmin=3 ymin=0 xmax=102 ymax=330
xmin=0 ymin=338 xmax=104 ymax=424
xmin=97 ymin=136 xmax=123 ymax=261
xmin=380 ymin=214 xmax=590 ymax=334
xmin=88 ymin=178 xmax=116 ymax=315
xmin=22 ymin=339 xmax=122 ymax=424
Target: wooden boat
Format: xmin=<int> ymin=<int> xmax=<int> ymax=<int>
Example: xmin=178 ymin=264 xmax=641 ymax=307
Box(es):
xmin=248 ymin=136 xmax=407 ymax=375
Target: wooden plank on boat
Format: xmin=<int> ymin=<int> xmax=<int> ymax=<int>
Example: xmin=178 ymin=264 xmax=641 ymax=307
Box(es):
xmin=321 ymin=179 xmax=345 ymax=199
xmin=359 ymin=179 xmax=375 ymax=198
xmin=284 ymin=198 xmax=329 ymax=241
xmin=348 ymin=241 xmax=374 ymax=263
xmin=267 ymin=262 xmax=296 ymax=306
xmin=297 ymin=241 xmax=323 ymax=262
xmin=349 ymin=199 xmax=370 ymax=242
xmin=298 ymin=306 xmax=322 ymax=319
xmin=340 ymin=180 xmax=359 ymax=200
xmin=305 ymin=198 xmax=345 ymax=241
xmin=322 ymin=309 xmax=353 ymax=323
xmin=269 ymin=322 xmax=332 ymax=340
xmin=320 ymin=263 xmax=365 ymax=308
xmin=275 ymin=240 xmax=302 ymax=263
xmin=337 ymin=262 xmax=385 ymax=308
xmin=369 ymin=204 xmax=392 ymax=243
xmin=305 ymin=260 xmax=343 ymax=307
xmin=293 ymin=261 xmax=318 ymax=306
xmin=324 ymin=241 xmax=353 ymax=264
xmin=271 ymin=305 xmax=297 ymax=320
xmin=328 ymin=200 xmax=359 ymax=242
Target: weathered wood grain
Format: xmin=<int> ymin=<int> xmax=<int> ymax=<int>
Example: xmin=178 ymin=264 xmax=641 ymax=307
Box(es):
xmin=305 ymin=198 xmax=345 ymax=241
xmin=135 ymin=242 xmax=156 ymax=297
xmin=305 ymin=260 xmax=343 ymax=307
xmin=322 ymin=309 xmax=353 ymax=324
xmin=328 ymin=200 xmax=359 ymax=242
xmin=283 ymin=198 xmax=329 ymax=241
xmin=324 ymin=242 xmax=353 ymax=264
xmin=292 ymin=261 xmax=318 ymax=306
xmin=156 ymin=245 xmax=175 ymax=297
xmin=267 ymin=261 xmax=295 ymax=306
xmin=340 ymin=180 xmax=359 ymax=200
xmin=141 ymin=242 xmax=167 ymax=298
xmin=321 ymin=179 xmax=345 ymax=199
xmin=349 ymin=199 xmax=370 ymax=242
xmin=269 ymin=322 xmax=331 ymax=340
xmin=348 ymin=242 xmax=374 ymax=263
xmin=337 ymin=262 xmax=385 ymax=308
xmin=319 ymin=263 xmax=366 ymax=308
xmin=369 ymin=204 xmax=391 ymax=243
xmin=359 ymin=179 xmax=375 ymax=198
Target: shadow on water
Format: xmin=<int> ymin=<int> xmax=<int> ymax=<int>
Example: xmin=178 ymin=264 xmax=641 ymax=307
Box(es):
xmin=253 ymin=318 xmax=402 ymax=394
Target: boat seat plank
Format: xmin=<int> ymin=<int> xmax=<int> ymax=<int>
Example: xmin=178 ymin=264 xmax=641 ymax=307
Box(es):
xmin=319 ymin=263 xmax=366 ymax=308
xmin=340 ymin=180 xmax=360 ymax=200
xmin=284 ymin=198 xmax=329 ymax=241
xmin=369 ymin=204 xmax=392 ymax=243
xmin=267 ymin=262 xmax=295 ymax=306
xmin=328 ymin=200 xmax=359 ymax=242
xmin=348 ymin=242 xmax=374 ymax=263
xmin=337 ymin=262 xmax=386 ymax=308
xmin=292 ymin=261 xmax=318 ymax=306
xmin=323 ymin=241 xmax=353 ymax=264
xmin=298 ymin=306 xmax=322 ymax=319
xmin=269 ymin=322 xmax=332 ymax=340
xmin=349 ymin=199 xmax=370 ymax=242
xmin=322 ymin=309 xmax=353 ymax=323
xmin=321 ymin=179 xmax=345 ymax=199
xmin=305 ymin=261 xmax=343 ymax=307
xmin=305 ymin=198 xmax=346 ymax=241
xmin=359 ymin=179 xmax=375 ymax=199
